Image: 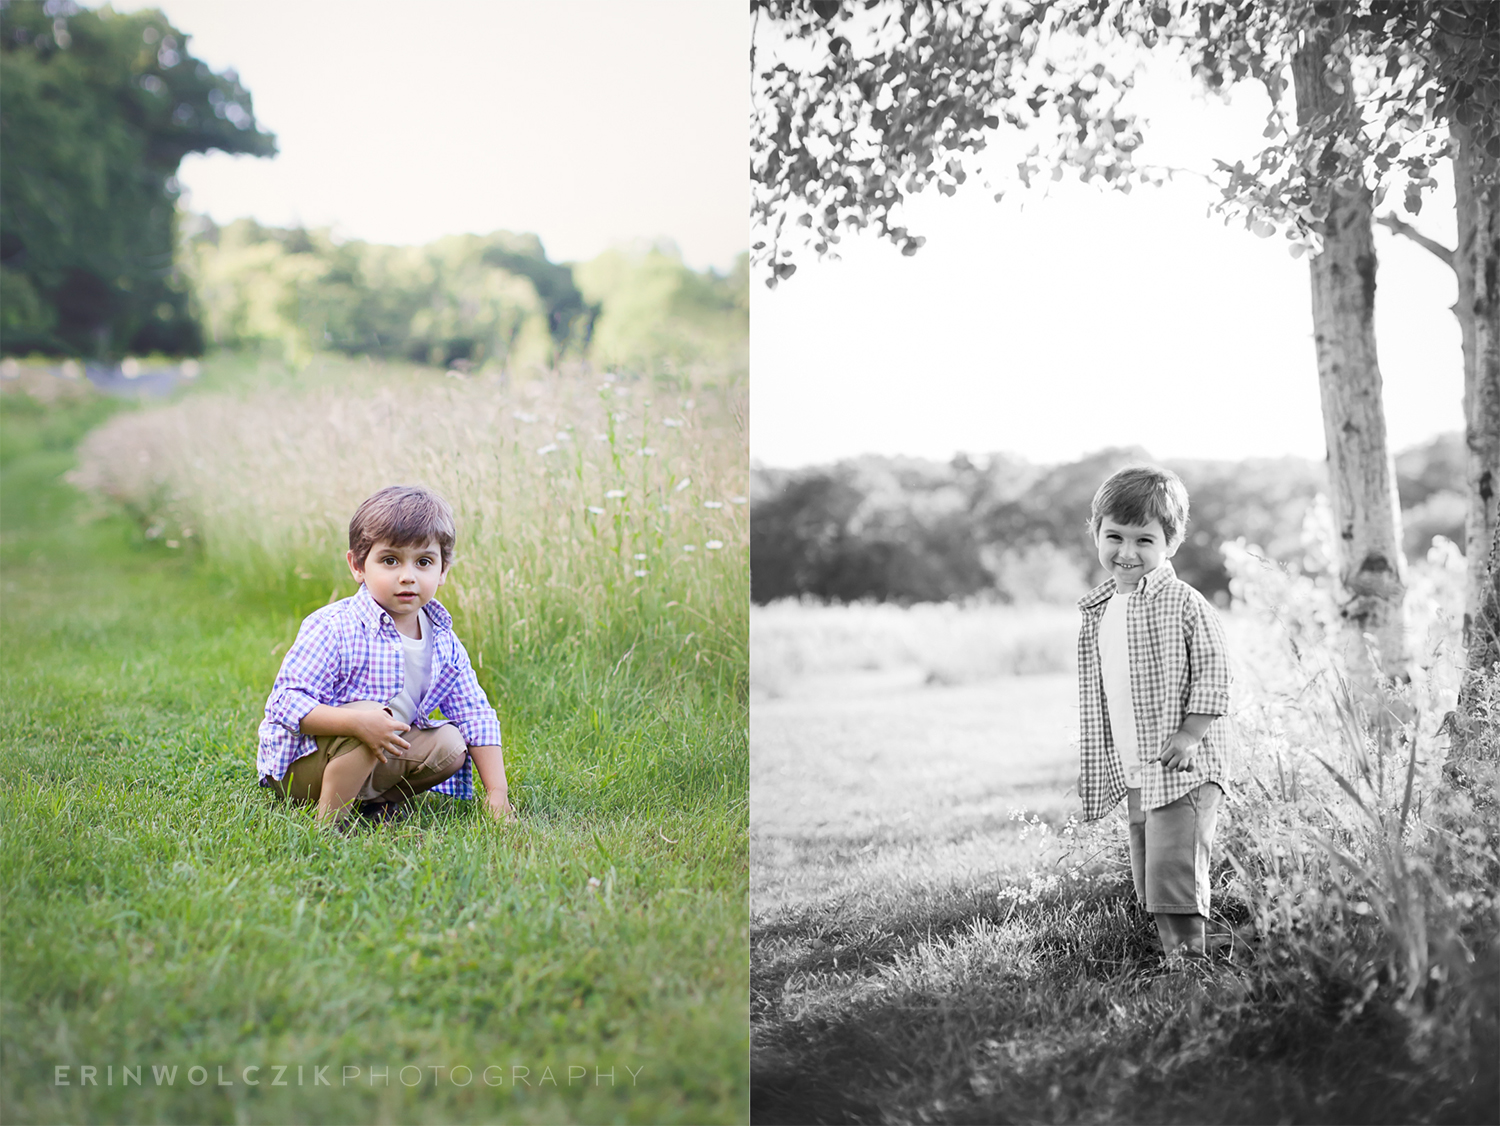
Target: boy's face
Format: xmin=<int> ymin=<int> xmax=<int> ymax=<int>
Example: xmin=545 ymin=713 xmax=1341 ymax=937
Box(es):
xmin=1095 ymin=516 xmax=1174 ymax=591
xmin=347 ymin=538 xmax=449 ymax=627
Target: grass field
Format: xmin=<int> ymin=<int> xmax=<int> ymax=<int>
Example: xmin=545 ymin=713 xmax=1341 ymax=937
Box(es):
xmin=749 ymin=597 xmax=1499 ymax=1125
xmin=0 ymin=361 xmax=748 ymax=1125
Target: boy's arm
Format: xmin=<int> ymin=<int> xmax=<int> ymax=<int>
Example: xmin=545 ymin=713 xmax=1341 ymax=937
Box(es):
xmin=1161 ymin=595 xmax=1233 ymax=771
xmin=1183 ymin=593 xmax=1232 ymax=717
xmin=433 ymin=636 xmax=510 ymax=819
xmin=264 ymin=614 xmax=343 ymax=736
xmin=298 ymin=704 xmax=411 ymax=763
xmin=469 ymin=745 xmax=514 ymax=822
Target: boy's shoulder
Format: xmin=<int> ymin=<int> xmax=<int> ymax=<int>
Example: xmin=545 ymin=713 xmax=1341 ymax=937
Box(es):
xmin=1146 ymin=566 xmax=1219 ymax=613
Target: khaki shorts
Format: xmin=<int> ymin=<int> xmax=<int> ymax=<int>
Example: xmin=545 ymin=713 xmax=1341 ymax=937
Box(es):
xmin=1127 ymin=782 xmax=1223 ymax=916
xmin=273 ymin=704 xmax=467 ymax=806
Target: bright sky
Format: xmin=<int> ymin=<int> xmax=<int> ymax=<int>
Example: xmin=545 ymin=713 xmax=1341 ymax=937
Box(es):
xmin=750 ymin=57 xmax=1462 ymax=467
xmin=114 ymin=0 xmax=747 ymax=273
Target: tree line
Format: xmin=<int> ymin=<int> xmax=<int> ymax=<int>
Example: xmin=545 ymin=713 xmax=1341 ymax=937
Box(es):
xmin=182 ymin=218 xmax=748 ymax=373
xmin=0 ymin=1 xmax=748 ymax=375
xmin=751 ymin=435 xmax=1466 ymax=605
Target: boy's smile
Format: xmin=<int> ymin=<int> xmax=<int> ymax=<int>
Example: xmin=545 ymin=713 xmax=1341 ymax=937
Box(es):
xmin=347 ymin=538 xmax=448 ymax=637
xmin=1095 ymin=517 xmax=1173 ymax=592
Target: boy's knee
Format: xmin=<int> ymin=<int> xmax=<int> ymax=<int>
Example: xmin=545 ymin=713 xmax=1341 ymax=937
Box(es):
xmin=433 ymin=724 xmax=467 ymax=771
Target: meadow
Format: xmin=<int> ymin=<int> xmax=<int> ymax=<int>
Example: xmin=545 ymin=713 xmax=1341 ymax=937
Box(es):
xmin=0 ymin=354 xmax=748 ymax=1125
xmin=750 ymin=544 xmax=1498 ymax=1124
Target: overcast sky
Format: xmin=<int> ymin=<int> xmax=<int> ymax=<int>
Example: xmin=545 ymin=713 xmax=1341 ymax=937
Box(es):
xmin=750 ymin=55 xmax=1462 ymax=467
xmin=117 ymin=0 xmax=747 ymax=273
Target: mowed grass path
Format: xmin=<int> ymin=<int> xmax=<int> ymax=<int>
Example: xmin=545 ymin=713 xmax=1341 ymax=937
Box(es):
xmin=749 ymin=654 xmax=1493 ymax=1125
xmin=0 ymin=389 xmax=748 ymax=1125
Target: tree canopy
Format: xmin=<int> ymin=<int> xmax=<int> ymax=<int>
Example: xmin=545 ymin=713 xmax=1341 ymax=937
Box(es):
xmin=751 ymin=0 xmax=1498 ymax=277
xmin=0 ymin=0 xmax=276 ymax=357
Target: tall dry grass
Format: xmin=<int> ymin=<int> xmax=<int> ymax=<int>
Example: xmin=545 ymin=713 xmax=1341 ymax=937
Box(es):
xmin=70 ymin=359 xmax=748 ymax=701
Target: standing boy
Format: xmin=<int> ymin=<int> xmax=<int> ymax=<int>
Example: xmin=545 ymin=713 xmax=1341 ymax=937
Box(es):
xmin=257 ymin=485 xmax=513 ymax=827
xmin=1076 ymin=465 xmax=1231 ymax=958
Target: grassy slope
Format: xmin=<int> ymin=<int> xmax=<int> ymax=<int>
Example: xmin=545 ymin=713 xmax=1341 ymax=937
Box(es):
xmin=0 ymin=387 xmax=748 ymax=1125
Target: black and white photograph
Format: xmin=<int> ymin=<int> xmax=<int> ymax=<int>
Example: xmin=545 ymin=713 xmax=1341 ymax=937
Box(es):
xmin=749 ymin=2 xmax=1498 ymax=1123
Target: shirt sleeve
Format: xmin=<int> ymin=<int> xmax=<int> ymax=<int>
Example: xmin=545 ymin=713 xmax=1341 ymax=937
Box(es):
xmin=1184 ymin=593 xmax=1232 ymax=716
xmin=434 ymin=636 xmax=502 ymax=748
xmin=263 ymin=611 xmax=344 ymax=733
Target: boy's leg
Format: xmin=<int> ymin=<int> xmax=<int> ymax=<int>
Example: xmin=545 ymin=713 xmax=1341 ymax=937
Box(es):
xmin=273 ymin=701 xmax=387 ymax=826
xmin=362 ymin=723 xmax=467 ymax=809
xmin=1143 ymin=782 xmax=1223 ymax=956
xmin=1126 ymin=787 xmax=1147 ymax=906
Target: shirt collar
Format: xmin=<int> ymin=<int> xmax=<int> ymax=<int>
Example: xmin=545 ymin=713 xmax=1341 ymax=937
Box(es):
xmin=351 ymin=583 xmax=453 ymax=634
xmin=1077 ymin=560 xmax=1178 ymax=612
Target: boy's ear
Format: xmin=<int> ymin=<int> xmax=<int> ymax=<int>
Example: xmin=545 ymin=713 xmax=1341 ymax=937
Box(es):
xmin=346 ymin=549 xmax=363 ymax=582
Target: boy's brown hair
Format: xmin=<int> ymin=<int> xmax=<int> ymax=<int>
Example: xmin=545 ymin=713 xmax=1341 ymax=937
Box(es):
xmin=1089 ymin=465 xmax=1191 ymax=549
xmin=348 ymin=485 xmax=457 ymax=569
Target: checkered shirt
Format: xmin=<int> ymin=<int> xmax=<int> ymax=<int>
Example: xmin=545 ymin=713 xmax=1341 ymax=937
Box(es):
xmin=257 ymin=584 xmax=501 ymax=799
xmin=1076 ymin=562 xmax=1232 ymax=821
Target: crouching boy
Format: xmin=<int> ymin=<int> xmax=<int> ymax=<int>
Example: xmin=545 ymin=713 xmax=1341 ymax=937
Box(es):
xmin=1077 ymin=466 xmax=1231 ymax=958
xmin=257 ymin=485 xmax=513 ymax=827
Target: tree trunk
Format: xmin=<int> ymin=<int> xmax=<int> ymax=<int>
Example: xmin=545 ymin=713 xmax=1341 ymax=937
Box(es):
xmin=1292 ymin=38 xmax=1408 ymax=687
xmin=1453 ymin=123 xmax=1500 ymax=684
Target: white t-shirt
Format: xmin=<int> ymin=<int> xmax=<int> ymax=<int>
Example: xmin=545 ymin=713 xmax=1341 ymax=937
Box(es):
xmin=1098 ymin=589 xmax=1143 ymax=787
xmin=388 ymin=607 xmax=435 ymax=725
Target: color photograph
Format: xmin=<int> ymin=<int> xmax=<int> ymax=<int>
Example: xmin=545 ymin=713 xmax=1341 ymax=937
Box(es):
xmin=749 ymin=2 xmax=1498 ymax=1123
xmin=0 ymin=2 xmax=748 ymax=1122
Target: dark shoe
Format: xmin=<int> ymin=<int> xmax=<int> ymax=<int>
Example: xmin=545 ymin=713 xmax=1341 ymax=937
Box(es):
xmin=359 ymin=799 xmax=411 ymax=825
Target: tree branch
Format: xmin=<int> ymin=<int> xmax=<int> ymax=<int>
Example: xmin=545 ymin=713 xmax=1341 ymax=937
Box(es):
xmin=1375 ymin=213 xmax=1455 ymax=270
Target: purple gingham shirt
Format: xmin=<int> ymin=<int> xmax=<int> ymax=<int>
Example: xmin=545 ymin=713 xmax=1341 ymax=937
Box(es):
xmin=1076 ymin=561 xmax=1232 ymax=821
xmin=257 ymin=585 xmax=501 ymax=799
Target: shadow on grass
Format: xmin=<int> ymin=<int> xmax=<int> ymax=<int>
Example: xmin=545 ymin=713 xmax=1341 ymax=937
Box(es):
xmin=751 ymin=877 xmax=1499 ymax=1125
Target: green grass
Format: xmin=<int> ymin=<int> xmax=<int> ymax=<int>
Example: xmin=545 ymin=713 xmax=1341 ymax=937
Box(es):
xmin=0 ymin=382 xmax=748 ymax=1124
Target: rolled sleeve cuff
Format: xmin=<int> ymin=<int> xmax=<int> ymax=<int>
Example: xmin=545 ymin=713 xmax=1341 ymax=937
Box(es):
xmin=266 ymin=687 xmax=322 ymax=733
xmin=1185 ymin=687 xmax=1230 ymax=716
xmin=451 ymin=709 xmax=502 ymax=749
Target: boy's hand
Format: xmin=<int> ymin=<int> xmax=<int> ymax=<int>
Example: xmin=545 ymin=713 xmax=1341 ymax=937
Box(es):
xmin=1159 ymin=730 xmax=1200 ymax=772
xmin=346 ymin=707 xmax=411 ymax=763
xmin=484 ymin=790 xmax=516 ymax=823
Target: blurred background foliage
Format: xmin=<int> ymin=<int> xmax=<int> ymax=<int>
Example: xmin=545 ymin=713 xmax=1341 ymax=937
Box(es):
xmin=0 ymin=0 xmax=275 ymax=357
xmin=750 ymin=433 xmax=1468 ymax=605
xmin=183 ymin=219 xmax=749 ymax=374
xmin=0 ymin=1 xmax=748 ymax=375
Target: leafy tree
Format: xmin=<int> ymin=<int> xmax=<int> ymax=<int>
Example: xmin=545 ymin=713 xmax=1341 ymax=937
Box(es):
xmin=751 ymin=0 xmax=1495 ymax=687
xmin=185 ymin=219 xmax=568 ymax=369
xmin=574 ymin=245 xmax=749 ymax=375
xmin=0 ymin=0 xmax=275 ymax=357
